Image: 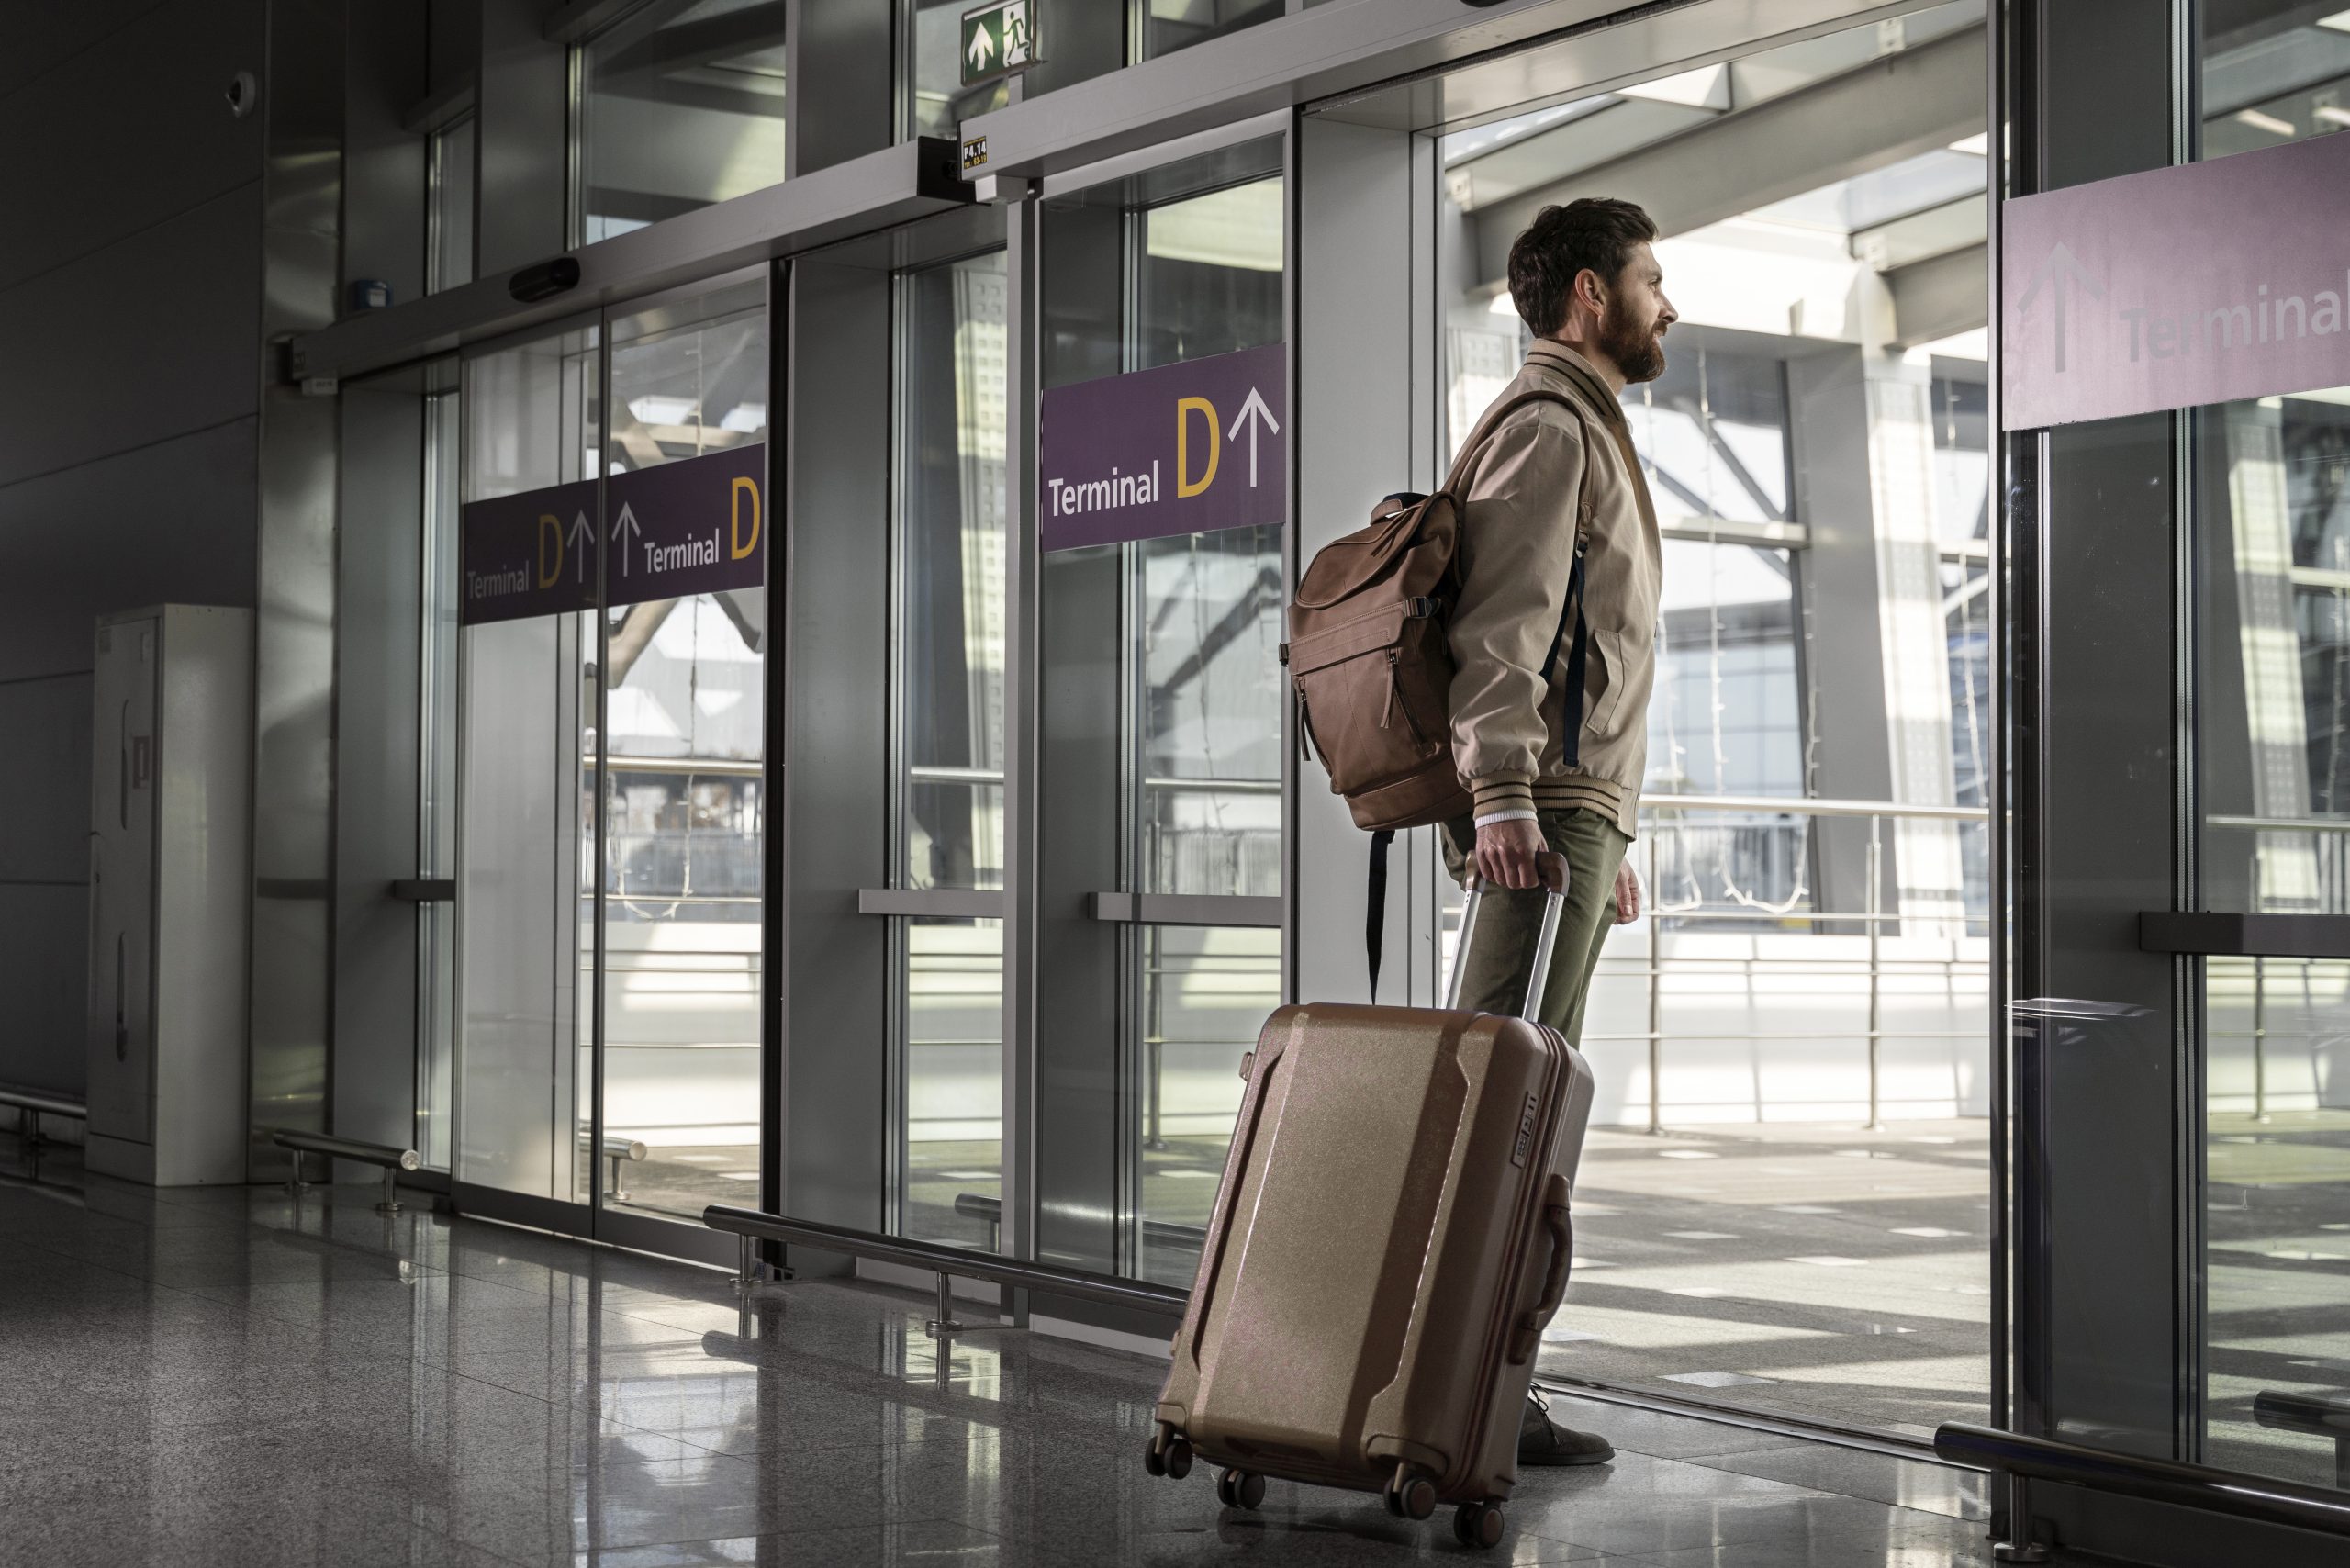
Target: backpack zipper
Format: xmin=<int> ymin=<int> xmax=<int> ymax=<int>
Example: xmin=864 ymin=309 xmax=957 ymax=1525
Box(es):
xmin=1382 ymin=650 xmax=1429 ymax=746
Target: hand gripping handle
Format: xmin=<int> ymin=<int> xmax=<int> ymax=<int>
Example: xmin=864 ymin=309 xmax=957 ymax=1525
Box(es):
xmin=1508 ymin=1172 xmax=1574 ymax=1364
xmin=1445 ymin=850 xmax=1569 ymax=1014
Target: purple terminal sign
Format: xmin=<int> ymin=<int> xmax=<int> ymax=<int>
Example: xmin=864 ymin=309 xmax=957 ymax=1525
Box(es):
xmin=1039 ymin=343 xmax=1286 ymax=551
xmin=2004 ymin=129 xmax=2350 ymax=430
xmin=461 ymin=444 xmax=766 ymax=625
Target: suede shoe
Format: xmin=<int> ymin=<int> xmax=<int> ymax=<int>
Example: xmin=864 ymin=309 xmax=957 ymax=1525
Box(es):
xmin=1517 ymin=1391 xmax=1615 ymax=1467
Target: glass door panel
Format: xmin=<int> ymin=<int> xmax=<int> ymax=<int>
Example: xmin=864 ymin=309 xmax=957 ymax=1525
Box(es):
xmin=456 ymin=321 xmax=599 ymax=1202
xmin=2197 ymin=382 xmax=2350 ymax=1487
xmin=1427 ymin=3 xmax=1993 ymax=1437
xmin=417 ymin=386 xmax=461 ymax=1170
xmin=1037 ymin=136 xmax=1286 ymax=1281
xmin=596 ymin=277 xmax=769 ymax=1221
xmin=893 ymin=249 xmax=1009 ymax=1247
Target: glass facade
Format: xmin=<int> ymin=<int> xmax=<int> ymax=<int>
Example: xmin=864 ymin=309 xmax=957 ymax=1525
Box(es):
xmin=576 ymin=0 xmax=790 ymax=243
xmin=428 ymin=116 xmax=475 ymax=295
xmin=281 ymin=4 xmax=2350 ymax=1540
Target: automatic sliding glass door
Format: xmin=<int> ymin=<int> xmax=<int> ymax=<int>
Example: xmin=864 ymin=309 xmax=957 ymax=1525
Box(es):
xmin=451 ymin=272 xmax=771 ymax=1238
xmin=1036 ymin=135 xmax=1288 ymax=1285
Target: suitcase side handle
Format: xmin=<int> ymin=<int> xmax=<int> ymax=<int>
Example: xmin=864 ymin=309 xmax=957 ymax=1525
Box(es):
xmin=1508 ymin=1173 xmax=1574 ymax=1364
xmin=1446 ymin=851 xmax=1570 ymax=1014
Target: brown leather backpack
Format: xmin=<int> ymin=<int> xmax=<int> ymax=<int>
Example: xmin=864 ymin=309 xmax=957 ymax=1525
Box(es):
xmin=1282 ymin=388 xmax=1594 ymax=997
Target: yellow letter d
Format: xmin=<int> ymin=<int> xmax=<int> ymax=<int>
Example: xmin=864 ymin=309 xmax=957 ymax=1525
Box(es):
xmin=1176 ymin=397 xmax=1220 ymax=498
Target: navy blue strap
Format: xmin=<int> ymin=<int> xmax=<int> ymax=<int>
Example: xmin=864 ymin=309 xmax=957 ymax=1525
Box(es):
xmin=1366 ymin=830 xmax=1394 ymax=1002
xmin=1538 ymin=542 xmax=1591 ymax=767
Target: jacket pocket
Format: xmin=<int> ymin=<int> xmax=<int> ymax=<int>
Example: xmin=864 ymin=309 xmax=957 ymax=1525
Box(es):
xmin=1584 ymin=627 xmax=1628 ymax=741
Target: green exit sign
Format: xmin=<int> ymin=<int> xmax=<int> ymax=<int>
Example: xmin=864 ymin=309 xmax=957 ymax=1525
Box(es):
xmin=960 ymin=0 xmax=1037 ymax=88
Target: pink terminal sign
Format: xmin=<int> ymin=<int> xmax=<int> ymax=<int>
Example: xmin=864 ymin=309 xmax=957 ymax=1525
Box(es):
xmin=2004 ymin=129 xmax=2350 ymax=430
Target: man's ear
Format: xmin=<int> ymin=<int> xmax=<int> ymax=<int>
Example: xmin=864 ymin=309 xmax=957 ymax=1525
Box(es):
xmin=1573 ymin=266 xmax=1605 ymax=314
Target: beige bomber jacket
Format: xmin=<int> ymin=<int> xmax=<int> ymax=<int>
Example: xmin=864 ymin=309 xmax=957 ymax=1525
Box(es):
xmin=1443 ymin=341 xmax=1663 ymax=839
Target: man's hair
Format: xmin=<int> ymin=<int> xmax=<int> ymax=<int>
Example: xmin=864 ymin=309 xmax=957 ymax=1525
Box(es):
xmin=1506 ymin=198 xmax=1658 ymax=337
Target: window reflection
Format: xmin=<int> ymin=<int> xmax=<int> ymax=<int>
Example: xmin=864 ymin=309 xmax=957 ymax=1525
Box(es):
xmin=904 ymin=0 xmax=1010 ymax=139
xmin=576 ymin=0 xmax=790 ymax=243
xmin=2201 ymin=3 xmax=2350 ymax=162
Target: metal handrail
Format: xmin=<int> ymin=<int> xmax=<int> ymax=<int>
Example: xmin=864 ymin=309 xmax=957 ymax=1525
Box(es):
xmin=1936 ymin=1421 xmax=2350 ymax=1551
xmin=1 ymin=1088 xmax=86 ymax=1153
xmin=270 ymin=1129 xmax=421 ymax=1215
xmin=1643 ymin=793 xmax=1988 ymax=822
xmin=952 ymin=1192 xmax=1206 ymax=1254
xmin=701 ymin=1203 xmax=1187 ymax=1339
xmin=579 ymin=1132 xmax=647 ymax=1202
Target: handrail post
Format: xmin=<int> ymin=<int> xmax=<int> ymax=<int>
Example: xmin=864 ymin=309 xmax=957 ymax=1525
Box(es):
xmin=2253 ymin=953 xmax=2269 ymax=1125
xmin=925 ymin=1271 xmax=964 ymax=1338
xmin=1866 ymin=817 xmax=1884 ymax=1131
xmin=376 ymin=1166 xmax=402 ymax=1215
xmin=609 ymin=1148 xmax=630 ymax=1203
xmin=734 ymin=1234 xmax=755 ymax=1293
xmin=1993 ymin=1473 xmax=2049 ymax=1562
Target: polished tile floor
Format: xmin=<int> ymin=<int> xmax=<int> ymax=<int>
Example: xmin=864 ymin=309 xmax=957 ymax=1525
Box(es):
xmin=0 ymin=1151 xmax=2031 ymax=1567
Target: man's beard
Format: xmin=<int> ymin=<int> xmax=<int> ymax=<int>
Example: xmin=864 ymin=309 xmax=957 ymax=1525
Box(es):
xmin=1599 ymin=299 xmax=1666 ymax=384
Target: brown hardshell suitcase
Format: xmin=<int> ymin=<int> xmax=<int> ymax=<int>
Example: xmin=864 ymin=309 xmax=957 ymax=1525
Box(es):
xmin=1147 ymin=857 xmax=1596 ymax=1549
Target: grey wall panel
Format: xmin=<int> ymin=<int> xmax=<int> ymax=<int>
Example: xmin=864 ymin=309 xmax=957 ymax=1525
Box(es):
xmin=476 ymin=0 xmax=568 ymax=274
xmin=0 ymin=0 xmax=264 ymax=295
xmin=781 ymin=258 xmax=891 ymax=1244
xmin=331 ymin=384 xmax=426 ymax=1151
xmin=428 ymin=0 xmax=482 ymax=98
xmin=0 ymin=183 xmax=263 ymax=493
xmin=0 ymin=0 xmax=173 ymax=101
xmin=1294 ymin=116 xmax=1426 ymax=1005
xmin=0 ymin=419 xmax=261 ymax=683
xmin=343 ymin=0 xmax=430 ymax=304
xmin=0 ymin=672 xmax=93 ymax=882
xmin=0 ymin=884 xmax=87 ymax=1094
xmin=785 ymin=0 xmax=891 ymax=177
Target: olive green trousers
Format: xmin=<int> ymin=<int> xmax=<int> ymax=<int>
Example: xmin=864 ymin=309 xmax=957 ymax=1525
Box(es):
xmin=1440 ymin=808 xmax=1631 ymax=1046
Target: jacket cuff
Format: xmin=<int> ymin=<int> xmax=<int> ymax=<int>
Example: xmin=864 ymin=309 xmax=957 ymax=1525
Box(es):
xmin=1470 ymin=776 xmax=1536 ymax=815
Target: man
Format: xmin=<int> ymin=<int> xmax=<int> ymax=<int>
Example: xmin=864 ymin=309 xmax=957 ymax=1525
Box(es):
xmin=1447 ymin=198 xmax=1672 ymax=1467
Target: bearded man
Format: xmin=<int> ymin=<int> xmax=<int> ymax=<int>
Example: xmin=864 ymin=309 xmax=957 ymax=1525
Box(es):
xmin=1444 ymin=196 xmax=1674 ymax=1467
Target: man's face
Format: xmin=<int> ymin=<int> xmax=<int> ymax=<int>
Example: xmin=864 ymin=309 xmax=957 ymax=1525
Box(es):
xmin=1594 ymin=242 xmax=1675 ymax=385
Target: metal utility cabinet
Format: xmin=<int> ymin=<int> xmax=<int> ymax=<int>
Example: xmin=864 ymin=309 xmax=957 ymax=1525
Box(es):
xmin=84 ymin=606 xmax=253 ymax=1185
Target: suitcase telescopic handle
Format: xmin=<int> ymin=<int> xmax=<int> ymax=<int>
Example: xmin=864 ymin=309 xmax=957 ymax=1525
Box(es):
xmin=1445 ymin=851 xmax=1570 ymax=1015
xmin=1509 ymin=1173 xmax=1575 ymax=1364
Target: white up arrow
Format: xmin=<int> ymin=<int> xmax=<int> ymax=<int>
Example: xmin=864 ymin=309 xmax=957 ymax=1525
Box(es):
xmin=1226 ymin=387 xmax=1281 ymax=488
xmin=610 ymin=502 xmax=642 ymax=575
xmin=967 ymin=21 xmax=995 ymax=72
xmin=566 ymin=511 xmax=593 ymax=583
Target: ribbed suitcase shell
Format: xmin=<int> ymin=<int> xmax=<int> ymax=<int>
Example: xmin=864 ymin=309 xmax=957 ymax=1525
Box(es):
xmin=1154 ymin=1001 xmax=1595 ymax=1514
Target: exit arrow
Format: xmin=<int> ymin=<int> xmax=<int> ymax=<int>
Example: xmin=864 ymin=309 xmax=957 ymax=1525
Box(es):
xmin=610 ymin=502 xmax=642 ymax=575
xmin=566 ymin=511 xmax=592 ymax=584
xmin=2018 ymin=241 xmax=2104 ymax=375
xmin=1226 ymin=386 xmax=1281 ymax=488
xmin=968 ymin=22 xmax=995 ymax=72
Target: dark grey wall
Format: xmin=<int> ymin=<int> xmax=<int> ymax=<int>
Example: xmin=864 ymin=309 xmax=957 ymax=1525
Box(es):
xmin=0 ymin=0 xmax=267 ymax=1099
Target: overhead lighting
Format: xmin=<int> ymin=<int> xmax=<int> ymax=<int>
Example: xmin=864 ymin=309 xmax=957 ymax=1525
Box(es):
xmin=2235 ymin=108 xmax=2298 ymax=138
xmin=2319 ymin=10 xmax=2350 ymax=33
xmin=1947 ymin=131 xmax=1989 ymax=156
xmin=2319 ymin=106 xmax=2350 ymax=129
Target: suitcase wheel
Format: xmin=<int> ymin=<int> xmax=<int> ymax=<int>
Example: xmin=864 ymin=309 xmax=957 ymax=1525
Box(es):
xmin=1382 ymin=1466 xmax=1437 ymax=1521
xmin=1145 ymin=1428 xmax=1193 ymax=1480
xmin=1214 ymin=1468 xmax=1266 ymax=1511
xmin=1453 ymin=1501 xmax=1505 ymax=1550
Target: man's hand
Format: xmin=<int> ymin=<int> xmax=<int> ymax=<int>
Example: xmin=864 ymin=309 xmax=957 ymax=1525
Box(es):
xmin=1614 ymin=860 xmax=1641 ymax=924
xmin=1473 ymin=818 xmax=1547 ymax=890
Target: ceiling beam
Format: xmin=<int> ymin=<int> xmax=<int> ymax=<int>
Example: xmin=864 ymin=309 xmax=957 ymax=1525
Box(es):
xmin=1472 ymin=25 xmax=1985 ymax=282
xmin=1886 ymin=241 xmax=1986 ymax=349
